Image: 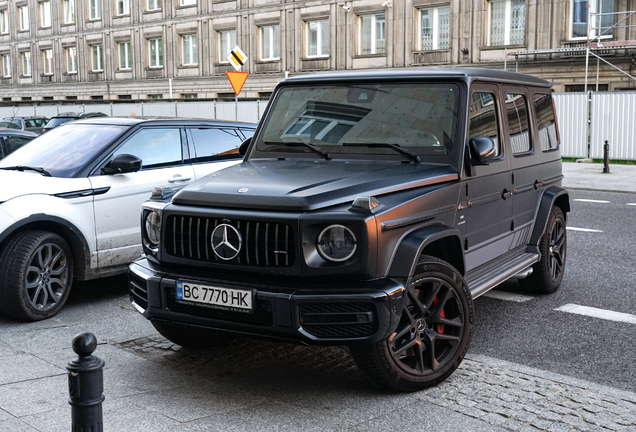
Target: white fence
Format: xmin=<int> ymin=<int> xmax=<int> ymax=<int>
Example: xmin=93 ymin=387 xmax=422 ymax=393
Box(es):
xmin=0 ymin=100 xmax=269 ymax=124
xmin=2 ymin=93 xmax=636 ymax=160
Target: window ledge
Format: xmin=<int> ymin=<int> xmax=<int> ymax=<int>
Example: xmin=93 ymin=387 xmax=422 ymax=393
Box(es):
xmin=178 ymin=64 xmax=199 ymax=68
xmin=256 ymin=59 xmax=280 ymax=64
xmin=303 ymin=55 xmax=330 ymax=60
xmin=39 ymin=26 xmax=52 ymax=30
xmin=176 ymin=4 xmax=197 ymax=9
xmin=86 ymin=18 xmax=102 ymax=23
xmin=147 ymin=66 xmax=164 ymax=70
xmin=63 ymin=72 xmax=78 ymax=75
xmin=144 ymin=9 xmax=162 ymax=14
xmin=61 ymin=22 xmax=76 ymax=27
xmin=116 ymin=68 xmax=132 ymax=72
xmin=115 ymin=14 xmax=131 ymax=18
xmin=481 ymin=44 xmax=526 ymax=51
xmin=353 ymin=53 xmax=386 ymax=59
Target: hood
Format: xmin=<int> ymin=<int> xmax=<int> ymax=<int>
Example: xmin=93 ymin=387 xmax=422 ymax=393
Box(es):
xmin=172 ymin=160 xmax=459 ymax=211
xmin=0 ymin=170 xmax=92 ymax=202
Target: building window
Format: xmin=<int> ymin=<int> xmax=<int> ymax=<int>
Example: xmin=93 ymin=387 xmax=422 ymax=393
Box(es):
xmin=42 ymin=49 xmax=53 ymax=75
xmin=39 ymin=1 xmax=51 ymax=27
xmin=149 ymin=38 xmax=163 ymax=68
xmin=359 ymin=13 xmax=385 ymax=55
xmin=180 ymin=0 xmax=196 ymax=5
xmin=89 ymin=0 xmax=101 ymax=20
xmin=147 ymin=0 xmax=161 ymax=11
xmin=420 ymin=6 xmax=450 ymax=51
xmin=117 ymin=0 xmax=130 ymax=15
xmin=19 ymin=6 xmax=29 ymax=31
xmin=260 ymin=24 xmax=280 ymax=61
xmin=21 ymin=51 xmax=31 ymax=76
xmin=306 ymin=19 xmax=329 ymax=57
xmin=119 ymin=41 xmax=131 ymax=69
xmin=148 ymin=94 xmax=163 ymax=99
xmin=91 ymin=44 xmax=103 ymax=71
xmin=489 ymin=0 xmax=525 ymax=46
xmin=64 ymin=0 xmax=75 ymax=23
xmin=571 ymin=0 xmax=614 ymax=39
xmin=1 ymin=54 xmax=10 ymax=78
xmin=66 ymin=47 xmax=77 ymax=73
xmin=218 ymin=29 xmax=236 ymax=62
xmin=182 ymin=34 xmax=198 ymax=66
xmin=182 ymin=93 xmax=197 ymax=99
xmin=1 ymin=10 xmax=9 ymax=34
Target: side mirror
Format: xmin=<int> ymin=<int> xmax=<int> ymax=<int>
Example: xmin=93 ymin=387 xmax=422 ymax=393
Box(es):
xmin=102 ymin=154 xmax=142 ymax=175
xmin=468 ymin=137 xmax=497 ymax=165
xmin=238 ymin=137 xmax=252 ymax=157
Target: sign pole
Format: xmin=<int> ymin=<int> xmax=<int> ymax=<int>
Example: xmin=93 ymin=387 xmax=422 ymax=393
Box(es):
xmin=235 ymin=93 xmax=238 ymax=121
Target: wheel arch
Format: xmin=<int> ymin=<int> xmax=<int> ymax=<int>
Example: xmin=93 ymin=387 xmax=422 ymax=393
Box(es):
xmin=387 ymin=224 xmax=465 ymax=279
xmin=529 ymin=186 xmax=570 ymax=246
xmin=0 ymin=215 xmax=92 ymax=281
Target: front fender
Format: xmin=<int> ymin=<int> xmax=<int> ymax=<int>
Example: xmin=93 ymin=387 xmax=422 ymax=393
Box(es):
xmin=386 ymin=223 xmax=464 ymax=279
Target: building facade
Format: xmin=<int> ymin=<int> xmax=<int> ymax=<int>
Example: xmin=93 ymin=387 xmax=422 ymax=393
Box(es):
xmin=0 ymin=0 xmax=634 ymax=102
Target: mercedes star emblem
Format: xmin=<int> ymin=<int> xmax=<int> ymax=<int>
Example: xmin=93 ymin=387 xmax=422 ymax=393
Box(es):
xmin=238 ymin=188 xmax=249 ymax=193
xmin=211 ymin=224 xmax=242 ymax=260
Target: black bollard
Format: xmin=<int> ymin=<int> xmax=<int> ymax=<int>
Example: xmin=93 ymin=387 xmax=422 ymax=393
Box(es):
xmin=66 ymin=333 xmax=105 ymax=432
xmin=603 ymin=140 xmax=610 ymax=173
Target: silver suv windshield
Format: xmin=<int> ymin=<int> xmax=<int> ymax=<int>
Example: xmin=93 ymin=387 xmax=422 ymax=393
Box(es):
xmin=0 ymin=123 xmax=127 ymax=178
xmin=255 ymin=83 xmax=460 ymax=162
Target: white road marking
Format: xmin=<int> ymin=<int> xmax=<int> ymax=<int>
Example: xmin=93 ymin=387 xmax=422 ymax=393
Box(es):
xmin=627 ymin=203 xmax=636 ymax=206
xmin=556 ymin=304 xmax=636 ymax=325
xmin=573 ymin=199 xmax=610 ymax=203
xmin=482 ymin=291 xmax=534 ymax=302
xmin=566 ymin=227 xmax=603 ymax=233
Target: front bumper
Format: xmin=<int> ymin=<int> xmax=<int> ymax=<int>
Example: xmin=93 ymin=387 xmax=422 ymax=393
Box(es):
xmin=129 ymin=258 xmax=405 ymax=345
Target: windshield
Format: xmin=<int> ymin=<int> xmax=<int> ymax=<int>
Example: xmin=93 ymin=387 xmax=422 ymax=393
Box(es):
xmin=0 ymin=123 xmax=128 ymax=177
xmin=255 ymin=83 xmax=460 ymax=162
xmin=45 ymin=117 xmax=77 ymax=128
xmin=0 ymin=121 xmax=20 ymax=129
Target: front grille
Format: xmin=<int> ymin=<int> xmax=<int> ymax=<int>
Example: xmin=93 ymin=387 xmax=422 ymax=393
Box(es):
xmin=165 ymin=215 xmax=295 ymax=268
xmin=165 ymin=288 xmax=273 ymax=327
xmin=299 ymin=302 xmax=377 ymax=339
xmin=129 ymin=273 xmax=149 ymax=311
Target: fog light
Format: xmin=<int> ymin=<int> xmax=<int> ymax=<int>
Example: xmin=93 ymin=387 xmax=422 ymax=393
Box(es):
xmin=316 ymin=225 xmax=357 ymax=262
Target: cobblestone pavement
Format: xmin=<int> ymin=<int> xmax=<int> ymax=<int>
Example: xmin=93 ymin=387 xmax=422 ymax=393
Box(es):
xmin=117 ymin=336 xmax=636 ymax=432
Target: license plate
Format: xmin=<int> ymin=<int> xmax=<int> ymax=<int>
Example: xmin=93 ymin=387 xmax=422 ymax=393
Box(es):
xmin=176 ymin=281 xmax=253 ymax=312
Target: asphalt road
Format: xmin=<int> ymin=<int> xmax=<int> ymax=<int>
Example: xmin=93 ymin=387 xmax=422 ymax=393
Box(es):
xmin=472 ymin=189 xmax=636 ymax=392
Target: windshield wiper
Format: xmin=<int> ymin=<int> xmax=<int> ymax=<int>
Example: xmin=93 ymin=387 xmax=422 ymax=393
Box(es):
xmin=264 ymin=141 xmax=331 ymax=160
xmin=0 ymin=165 xmax=52 ymax=176
xmin=342 ymin=143 xmax=421 ymax=163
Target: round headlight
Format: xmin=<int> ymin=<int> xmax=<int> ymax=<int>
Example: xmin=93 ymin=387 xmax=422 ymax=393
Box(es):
xmin=316 ymin=224 xmax=357 ymax=262
xmin=145 ymin=211 xmax=161 ymax=246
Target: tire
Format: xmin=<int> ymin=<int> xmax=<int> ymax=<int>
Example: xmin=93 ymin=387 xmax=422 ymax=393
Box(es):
xmin=152 ymin=321 xmax=234 ymax=349
xmin=0 ymin=231 xmax=74 ymax=321
xmin=519 ymin=206 xmax=567 ymax=294
xmin=350 ymin=255 xmax=474 ymax=392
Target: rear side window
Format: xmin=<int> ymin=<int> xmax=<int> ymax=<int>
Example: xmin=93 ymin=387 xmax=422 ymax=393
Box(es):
xmin=25 ymin=118 xmax=47 ymax=127
xmin=469 ymin=92 xmax=501 ymax=158
xmin=189 ymin=128 xmax=243 ymax=162
xmin=504 ymin=93 xmax=531 ymax=155
xmin=5 ymin=135 xmax=34 ymax=153
xmin=534 ymin=93 xmax=559 ymax=151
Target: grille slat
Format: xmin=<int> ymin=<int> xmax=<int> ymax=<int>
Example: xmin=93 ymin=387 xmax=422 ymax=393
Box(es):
xmin=166 ymin=216 xmax=295 ymax=268
xmin=129 ymin=274 xmax=149 ymax=311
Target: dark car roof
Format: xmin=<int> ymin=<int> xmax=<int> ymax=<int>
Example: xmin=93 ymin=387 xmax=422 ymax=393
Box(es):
xmin=0 ymin=128 xmax=38 ymax=137
xmin=283 ymin=67 xmax=552 ymax=88
xmin=52 ymin=112 xmax=107 ymax=119
xmin=2 ymin=116 xmax=48 ymax=120
xmin=71 ymin=117 xmax=258 ymax=128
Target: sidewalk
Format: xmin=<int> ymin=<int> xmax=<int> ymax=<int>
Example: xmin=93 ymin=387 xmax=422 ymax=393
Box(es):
xmin=562 ymin=162 xmax=636 ymax=193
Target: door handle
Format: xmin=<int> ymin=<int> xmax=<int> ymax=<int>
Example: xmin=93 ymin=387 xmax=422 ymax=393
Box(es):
xmin=168 ymin=175 xmax=192 ymax=183
xmin=502 ymin=189 xmax=513 ymax=200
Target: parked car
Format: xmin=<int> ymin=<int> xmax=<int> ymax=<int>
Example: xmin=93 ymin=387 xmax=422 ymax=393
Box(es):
xmin=0 ymin=117 xmax=256 ymax=321
xmin=129 ymin=68 xmax=570 ymax=391
xmin=0 ymin=129 xmax=38 ymax=159
xmin=0 ymin=121 xmax=20 ymax=130
xmin=42 ymin=112 xmax=108 ymax=133
xmin=2 ymin=116 xmax=49 ymax=135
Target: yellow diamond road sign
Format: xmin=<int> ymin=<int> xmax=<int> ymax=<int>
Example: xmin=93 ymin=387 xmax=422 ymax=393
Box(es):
xmin=227 ymin=46 xmax=248 ymax=72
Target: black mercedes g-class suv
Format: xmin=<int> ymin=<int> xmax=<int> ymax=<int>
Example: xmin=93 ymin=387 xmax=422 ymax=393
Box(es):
xmin=129 ymin=68 xmax=569 ymax=391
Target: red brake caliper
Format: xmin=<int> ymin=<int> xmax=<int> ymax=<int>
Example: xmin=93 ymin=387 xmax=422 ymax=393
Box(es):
xmin=432 ymin=296 xmax=446 ymax=334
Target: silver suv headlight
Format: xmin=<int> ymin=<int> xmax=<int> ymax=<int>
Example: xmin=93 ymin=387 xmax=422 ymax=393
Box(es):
xmin=316 ymin=224 xmax=357 ymax=262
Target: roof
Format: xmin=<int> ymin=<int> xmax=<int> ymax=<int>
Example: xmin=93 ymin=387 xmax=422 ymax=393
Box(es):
xmin=2 ymin=116 xmax=48 ymax=120
xmin=0 ymin=128 xmax=38 ymax=137
xmin=70 ymin=117 xmax=258 ymax=128
xmin=283 ymin=67 xmax=552 ymax=88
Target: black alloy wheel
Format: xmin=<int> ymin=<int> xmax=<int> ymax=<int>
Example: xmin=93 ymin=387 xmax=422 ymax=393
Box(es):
xmin=0 ymin=231 xmax=74 ymax=321
xmin=350 ymin=256 xmax=474 ymax=391
xmin=519 ymin=206 xmax=567 ymax=294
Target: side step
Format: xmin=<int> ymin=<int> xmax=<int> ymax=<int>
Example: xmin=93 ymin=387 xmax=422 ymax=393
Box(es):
xmin=465 ymin=252 xmax=540 ymax=299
